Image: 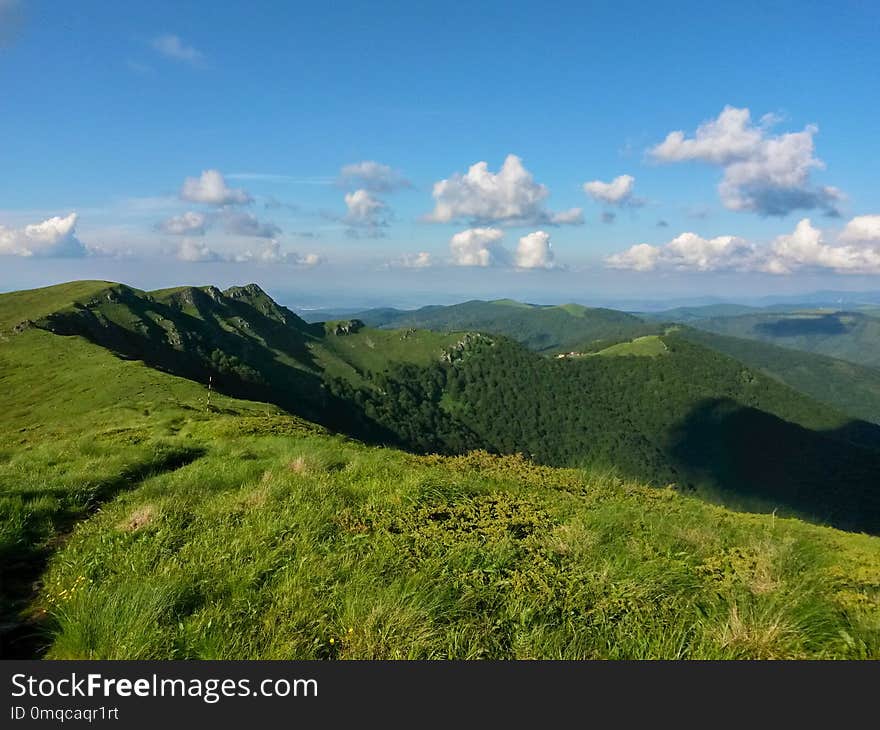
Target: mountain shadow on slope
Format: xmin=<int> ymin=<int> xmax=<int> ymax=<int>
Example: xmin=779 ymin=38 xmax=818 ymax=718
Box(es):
xmin=755 ymin=314 xmax=850 ymax=337
xmin=669 ymin=398 xmax=880 ymax=533
xmin=330 ymin=334 xmax=880 ymax=533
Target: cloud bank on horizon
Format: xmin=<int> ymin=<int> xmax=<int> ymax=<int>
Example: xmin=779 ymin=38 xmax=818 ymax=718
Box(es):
xmin=607 ymin=215 xmax=880 ymax=275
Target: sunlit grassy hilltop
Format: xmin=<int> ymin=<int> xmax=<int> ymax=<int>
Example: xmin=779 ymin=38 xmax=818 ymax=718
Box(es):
xmin=1 ymin=282 xmax=879 ymax=659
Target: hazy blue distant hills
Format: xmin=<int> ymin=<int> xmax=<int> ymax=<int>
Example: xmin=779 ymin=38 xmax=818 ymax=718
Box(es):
xmin=680 ymin=310 xmax=880 ymax=369
xmin=309 ymin=299 xmax=660 ymax=353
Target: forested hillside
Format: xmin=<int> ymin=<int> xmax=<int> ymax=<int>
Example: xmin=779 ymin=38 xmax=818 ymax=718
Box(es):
xmin=680 ymin=328 xmax=880 ymax=424
xmin=333 ymin=295 xmax=880 ymax=428
xmin=329 ymin=333 xmax=880 ymax=532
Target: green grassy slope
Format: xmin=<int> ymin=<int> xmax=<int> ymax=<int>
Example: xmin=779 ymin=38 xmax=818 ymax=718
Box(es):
xmin=592 ymin=334 xmax=669 ymax=357
xmin=349 ymin=299 xmax=659 ymax=353
xmin=0 ymin=282 xmax=461 ymax=443
xmin=1 ymin=328 xmax=879 ymax=658
xmin=0 ymin=325 xmax=300 ymax=653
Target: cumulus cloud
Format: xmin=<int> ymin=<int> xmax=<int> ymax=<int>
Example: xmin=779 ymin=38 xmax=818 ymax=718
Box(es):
xmin=176 ymin=238 xmax=221 ymax=262
xmin=606 ymin=215 xmax=880 ymax=275
xmin=583 ymin=174 xmax=643 ymax=207
xmin=391 ymin=252 xmax=434 ymax=269
xmin=152 ymin=34 xmax=204 ymax=65
xmin=175 ymin=237 xmax=322 ymax=267
xmin=221 ymin=210 xmax=281 ymax=238
xmin=449 ymin=227 xmax=508 ymax=267
xmin=425 ymin=154 xmax=582 ymax=226
xmin=840 ymin=215 xmax=880 ymax=243
xmin=181 ymin=170 xmax=252 ymax=206
xmin=0 ymin=213 xmax=92 ymax=258
xmin=607 ymin=232 xmax=756 ymax=272
xmin=448 ymin=228 xmax=562 ymax=269
xmin=606 ymin=243 xmax=662 ymax=272
xmin=515 ymin=231 xmax=555 ymax=269
xmin=548 ymin=207 xmax=585 ymax=225
xmin=234 ymin=240 xmax=323 ymax=267
xmin=650 ymin=106 xmax=842 ymax=217
xmin=157 ymin=211 xmax=207 ymax=236
xmin=763 ymin=219 xmax=880 ymax=275
xmin=338 ymin=161 xmax=411 ymax=193
xmin=342 ymin=189 xmax=389 ymax=236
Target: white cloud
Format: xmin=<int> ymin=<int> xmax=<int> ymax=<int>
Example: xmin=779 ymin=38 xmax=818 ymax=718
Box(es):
xmin=449 ymin=227 xmax=507 ymax=267
xmin=605 ymin=243 xmax=661 ymax=272
xmin=515 ymin=230 xmax=555 ymax=269
xmin=221 ymin=210 xmax=281 ymax=238
xmin=840 ymin=215 xmax=880 ymax=243
xmin=583 ymin=174 xmax=642 ymax=207
xmin=763 ymin=218 xmax=880 ymax=275
xmin=548 ymin=207 xmax=585 ymax=225
xmin=426 ymin=154 xmax=582 ymax=226
xmin=343 ymin=189 xmax=389 ymax=235
xmin=650 ymin=106 xmax=842 ymax=217
xmin=0 ymin=213 xmax=91 ymax=258
xmin=234 ymin=240 xmax=323 ymax=266
xmin=175 ymin=237 xmax=322 ymax=266
xmin=152 ymin=34 xmax=204 ymax=65
xmin=338 ymin=161 xmax=411 ymax=193
xmin=157 ymin=211 xmax=207 ymax=236
xmin=296 ymin=252 xmax=324 ymax=267
xmin=392 ymin=252 xmax=434 ymax=268
xmin=606 ymin=215 xmax=880 ymax=275
xmin=181 ymin=170 xmax=252 ymax=206
xmin=652 ymin=107 xmax=764 ymax=164
xmin=176 ymin=238 xmax=220 ymax=262
xmin=606 ymin=232 xmax=757 ymax=272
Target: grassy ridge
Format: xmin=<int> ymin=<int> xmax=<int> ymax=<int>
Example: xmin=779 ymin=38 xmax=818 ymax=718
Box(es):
xmin=0 ymin=327 xmax=289 ymax=652
xmin=24 ymin=419 xmax=880 ymax=659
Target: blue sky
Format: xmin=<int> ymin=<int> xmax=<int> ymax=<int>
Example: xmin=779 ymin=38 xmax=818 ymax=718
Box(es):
xmin=2 ymin=0 xmax=880 ymax=306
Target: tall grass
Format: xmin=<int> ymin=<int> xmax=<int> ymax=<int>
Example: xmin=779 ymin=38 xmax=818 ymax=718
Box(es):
xmin=32 ymin=427 xmax=880 ymax=659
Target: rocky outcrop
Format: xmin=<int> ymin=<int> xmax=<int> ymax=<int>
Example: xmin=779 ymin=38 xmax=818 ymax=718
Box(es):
xmin=440 ymin=332 xmax=494 ymax=363
xmin=333 ymin=319 xmax=365 ymax=336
